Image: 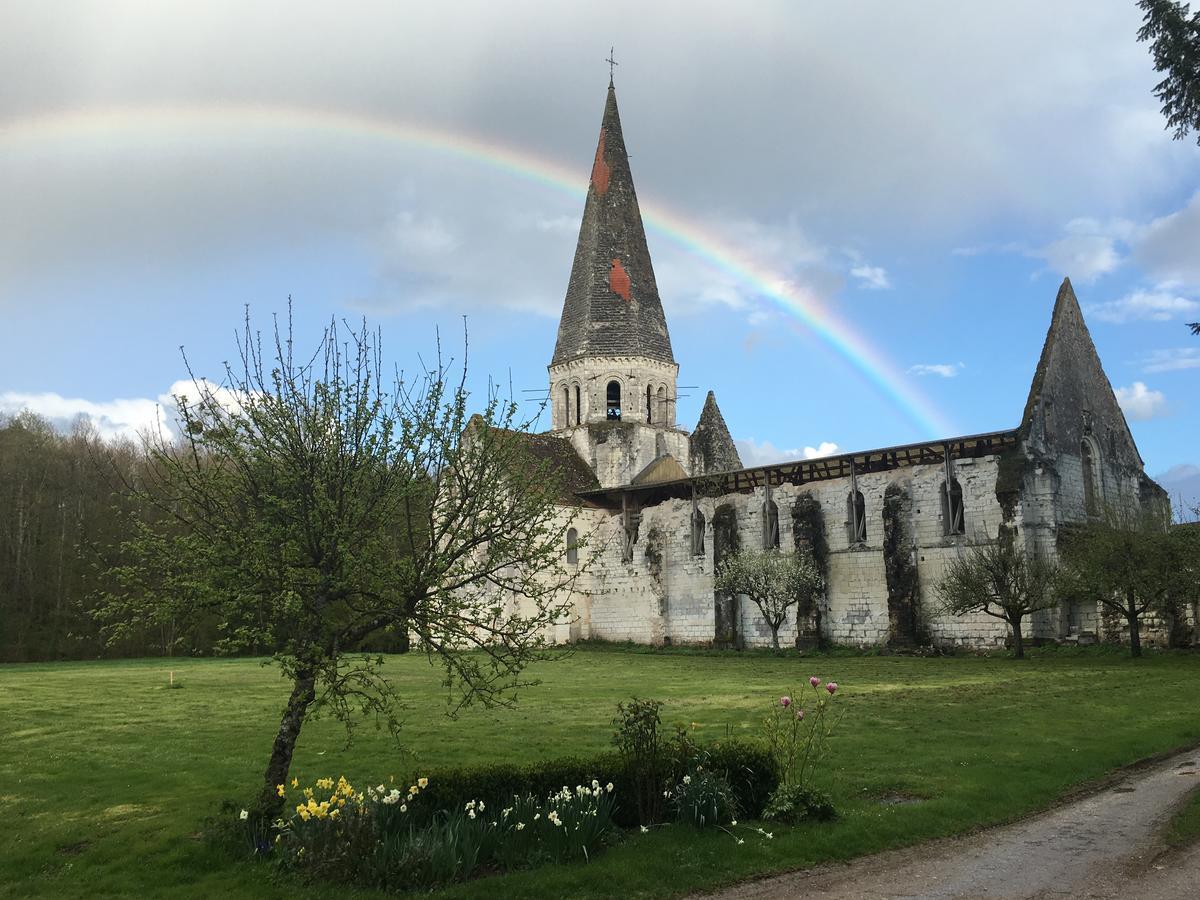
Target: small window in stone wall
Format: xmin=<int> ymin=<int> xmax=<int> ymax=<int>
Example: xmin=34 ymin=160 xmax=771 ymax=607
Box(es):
xmin=561 ymin=385 xmax=570 ymax=427
xmin=691 ymin=507 xmax=706 ymax=556
xmin=646 ymin=384 xmax=653 ymax=423
xmin=565 ymin=527 xmax=579 ymax=565
xmin=574 ymin=385 xmax=582 ymax=425
xmin=656 ymin=385 xmax=666 ymax=424
xmin=847 ymin=490 xmax=866 ymax=544
xmin=607 ymin=380 xmax=622 ymax=421
xmin=941 ymin=479 xmax=966 ymax=535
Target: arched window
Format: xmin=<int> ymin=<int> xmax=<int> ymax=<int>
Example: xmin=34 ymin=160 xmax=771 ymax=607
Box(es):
xmin=561 ymin=385 xmax=570 ymax=428
xmin=606 ymin=381 xmax=622 ymax=420
xmin=847 ymin=490 xmax=866 ymax=544
xmin=574 ymin=385 xmax=582 ymax=425
xmin=646 ymin=384 xmax=653 ymax=423
xmin=763 ymin=498 xmax=780 ymax=549
xmin=1081 ymin=439 xmax=1100 ymax=514
xmin=656 ymin=385 xmax=666 ymax=425
xmin=565 ymin=527 xmax=579 ymax=565
xmin=691 ymin=506 xmax=706 ymax=556
xmin=941 ymin=479 xmax=966 ymax=535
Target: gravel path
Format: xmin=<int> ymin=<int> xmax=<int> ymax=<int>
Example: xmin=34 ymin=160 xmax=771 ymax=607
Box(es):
xmin=702 ymin=746 xmax=1200 ymax=900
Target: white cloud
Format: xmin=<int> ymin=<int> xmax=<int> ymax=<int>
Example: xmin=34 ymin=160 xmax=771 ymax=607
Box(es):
xmin=1142 ymin=347 xmax=1200 ymax=374
xmin=1087 ymin=289 xmax=1200 ymax=324
xmin=0 ymin=378 xmax=243 ymax=442
xmin=850 ymin=265 xmax=891 ymax=290
xmin=735 ymin=437 xmax=839 ymax=467
xmin=1114 ymin=381 xmax=1167 ymax=421
xmin=0 ymin=391 xmax=168 ymax=441
xmin=1030 ymin=217 xmax=1135 ymax=283
xmin=803 ymin=442 xmax=840 ymax=459
xmin=1134 ymin=191 xmax=1200 ymax=288
xmin=907 ymin=363 xmax=964 ymax=378
xmin=1155 ymin=463 xmax=1200 ymax=518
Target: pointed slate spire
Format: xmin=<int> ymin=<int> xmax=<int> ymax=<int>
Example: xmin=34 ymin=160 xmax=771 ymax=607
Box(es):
xmin=551 ymin=83 xmax=675 ymax=365
xmin=690 ymin=391 xmax=742 ymax=475
xmin=1020 ymin=277 xmax=1142 ymax=466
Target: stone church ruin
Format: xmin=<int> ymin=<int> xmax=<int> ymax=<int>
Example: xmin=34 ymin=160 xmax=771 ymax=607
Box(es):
xmin=515 ymin=81 xmax=1172 ymax=652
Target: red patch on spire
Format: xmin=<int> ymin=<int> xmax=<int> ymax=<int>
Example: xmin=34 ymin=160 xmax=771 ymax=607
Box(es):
xmin=591 ymin=128 xmax=611 ymax=195
xmin=609 ymin=258 xmax=631 ymax=300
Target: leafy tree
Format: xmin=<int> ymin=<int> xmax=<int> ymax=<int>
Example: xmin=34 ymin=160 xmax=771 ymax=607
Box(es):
xmin=99 ymin=311 xmax=582 ymax=819
xmin=1138 ymin=1 xmax=1200 ymax=144
xmin=1188 ymin=322 xmax=1200 ymax=335
xmin=1058 ymin=503 xmax=1182 ymax=657
xmin=714 ymin=547 xmax=822 ymax=651
xmin=936 ymin=533 xmax=1058 ymax=659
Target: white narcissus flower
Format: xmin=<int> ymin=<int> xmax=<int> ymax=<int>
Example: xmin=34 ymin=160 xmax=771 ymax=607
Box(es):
xmin=239 ymin=809 xmax=248 ymax=821
xmin=683 ymin=775 xmax=692 ymax=785
xmin=606 ymin=782 xmax=614 ymax=793
xmin=640 ymin=825 xmax=649 ymax=833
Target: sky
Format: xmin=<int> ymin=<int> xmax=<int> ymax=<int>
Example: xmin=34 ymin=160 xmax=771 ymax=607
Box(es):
xmin=0 ymin=1 xmax=1197 ymax=510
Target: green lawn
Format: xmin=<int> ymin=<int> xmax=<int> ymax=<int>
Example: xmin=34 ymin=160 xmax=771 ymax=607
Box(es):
xmin=2 ymin=647 xmax=1199 ymax=898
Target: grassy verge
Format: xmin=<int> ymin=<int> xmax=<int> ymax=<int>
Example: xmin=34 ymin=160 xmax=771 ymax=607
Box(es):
xmin=1164 ymin=787 xmax=1200 ymax=850
xmin=2 ymin=649 xmax=1199 ymax=898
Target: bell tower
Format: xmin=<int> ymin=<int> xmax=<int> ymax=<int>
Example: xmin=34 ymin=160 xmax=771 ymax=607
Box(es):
xmin=548 ymin=81 xmax=689 ymax=487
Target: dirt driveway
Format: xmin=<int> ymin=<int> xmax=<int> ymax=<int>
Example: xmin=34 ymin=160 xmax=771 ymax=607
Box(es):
xmin=702 ymin=747 xmax=1200 ymax=900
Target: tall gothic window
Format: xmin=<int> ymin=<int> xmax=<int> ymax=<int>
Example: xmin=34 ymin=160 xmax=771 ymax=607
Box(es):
xmin=763 ymin=498 xmax=780 ymax=549
xmin=574 ymin=385 xmax=582 ymax=425
xmin=565 ymin=527 xmax=579 ymax=565
xmin=941 ymin=479 xmax=966 ymax=535
xmin=691 ymin=506 xmax=706 ymax=556
xmin=847 ymin=490 xmax=866 ymax=544
xmin=561 ymin=385 xmax=570 ymax=428
xmin=646 ymin=384 xmax=653 ymax=423
xmin=1081 ymin=439 xmax=1099 ymax=514
xmin=656 ymin=385 xmax=666 ymax=424
xmin=606 ymin=381 xmax=622 ymax=421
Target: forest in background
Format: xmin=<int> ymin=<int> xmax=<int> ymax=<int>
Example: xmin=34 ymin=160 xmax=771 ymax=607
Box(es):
xmin=0 ymin=411 xmax=229 ymax=662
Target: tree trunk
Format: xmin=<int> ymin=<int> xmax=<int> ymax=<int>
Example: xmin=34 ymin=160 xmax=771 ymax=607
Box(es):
xmin=1011 ymin=614 xmax=1025 ymax=659
xmin=770 ymin=624 xmax=781 ymax=652
xmin=1127 ymin=591 xmax=1142 ymax=658
xmin=257 ymin=667 xmax=317 ymax=817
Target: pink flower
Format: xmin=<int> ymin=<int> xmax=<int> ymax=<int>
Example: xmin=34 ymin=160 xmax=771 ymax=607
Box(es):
xmin=795 ymin=708 xmax=805 ymax=720
xmin=809 ymin=676 xmax=821 ymax=688
xmin=826 ymin=682 xmax=838 ymax=695
xmin=780 ymin=696 xmax=791 ymax=707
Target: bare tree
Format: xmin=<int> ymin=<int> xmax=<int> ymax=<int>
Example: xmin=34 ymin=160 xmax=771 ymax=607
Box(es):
xmin=714 ymin=547 xmax=822 ymax=651
xmin=99 ymin=309 xmax=582 ymax=819
xmin=936 ymin=534 xmax=1059 ymax=659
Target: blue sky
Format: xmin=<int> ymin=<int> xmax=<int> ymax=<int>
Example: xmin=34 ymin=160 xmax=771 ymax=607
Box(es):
xmin=0 ymin=1 xmax=1197 ymax=509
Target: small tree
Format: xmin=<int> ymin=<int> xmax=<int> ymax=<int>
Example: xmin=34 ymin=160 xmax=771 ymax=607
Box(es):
xmin=1058 ymin=503 xmax=1180 ymax=657
xmin=99 ymin=310 xmax=581 ymax=820
xmin=1138 ymin=0 xmax=1200 ymax=145
xmin=936 ymin=534 xmax=1058 ymax=659
xmin=714 ymin=547 xmax=822 ymax=651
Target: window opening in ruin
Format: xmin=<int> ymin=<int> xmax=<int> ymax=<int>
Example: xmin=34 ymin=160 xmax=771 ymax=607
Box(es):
xmin=565 ymin=527 xmax=579 ymax=565
xmin=941 ymin=479 xmax=966 ymax=535
xmin=621 ymin=493 xmax=639 ymax=563
xmin=646 ymin=384 xmax=653 ymax=423
xmin=1081 ymin=439 xmax=1099 ymax=514
xmin=847 ymin=490 xmax=866 ymax=543
xmin=574 ymin=385 xmax=582 ymax=425
xmin=561 ymin=386 xmax=570 ymax=428
xmin=763 ymin=494 xmax=780 ymax=549
xmin=607 ymin=380 xmax=622 ymax=421
xmin=690 ymin=498 xmax=705 ymax=556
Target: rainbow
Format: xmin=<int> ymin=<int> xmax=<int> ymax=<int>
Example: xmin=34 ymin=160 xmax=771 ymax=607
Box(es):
xmin=0 ymin=102 xmax=958 ymax=437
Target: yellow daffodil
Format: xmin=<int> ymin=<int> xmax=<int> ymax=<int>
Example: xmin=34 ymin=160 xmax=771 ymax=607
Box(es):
xmin=291 ymin=778 xmax=298 ymax=788
xmin=417 ymin=777 xmax=429 ymax=789
xmin=276 ymin=784 xmax=286 ymax=797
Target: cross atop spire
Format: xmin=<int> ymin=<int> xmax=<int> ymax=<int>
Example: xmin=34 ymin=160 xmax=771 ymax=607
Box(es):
xmin=605 ymin=47 xmax=618 ymax=87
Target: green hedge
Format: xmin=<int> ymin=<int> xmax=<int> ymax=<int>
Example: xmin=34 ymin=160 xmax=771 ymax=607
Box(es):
xmin=410 ymin=740 xmax=777 ymax=828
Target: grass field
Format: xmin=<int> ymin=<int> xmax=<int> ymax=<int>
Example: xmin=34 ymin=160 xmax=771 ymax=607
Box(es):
xmin=2 ymin=646 xmax=1199 ymax=898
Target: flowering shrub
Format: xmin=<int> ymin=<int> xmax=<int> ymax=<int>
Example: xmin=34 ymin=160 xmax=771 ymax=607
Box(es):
xmin=266 ymin=774 xmax=617 ymax=889
xmin=762 ymin=676 xmax=844 ymax=823
xmin=666 ymin=765 xmax=738 ymax=829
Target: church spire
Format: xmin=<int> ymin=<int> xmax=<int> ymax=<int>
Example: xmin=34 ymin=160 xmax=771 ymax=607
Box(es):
xmin=551 ymin=82 xmax=675 ymax=366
